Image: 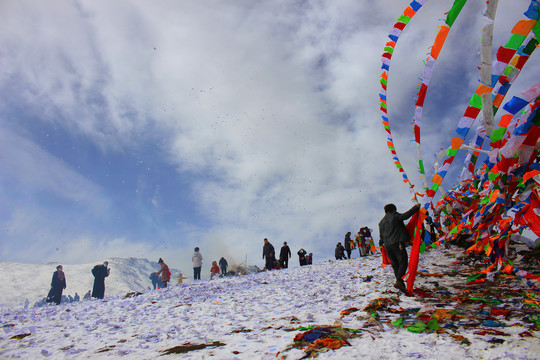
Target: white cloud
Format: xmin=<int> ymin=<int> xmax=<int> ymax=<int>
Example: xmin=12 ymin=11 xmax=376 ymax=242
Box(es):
xmin=0 ymin=0 xmax=538 ymax=268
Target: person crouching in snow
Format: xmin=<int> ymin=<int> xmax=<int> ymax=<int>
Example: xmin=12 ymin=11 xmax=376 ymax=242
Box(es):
xmin=46 ymin=265 xmax=66 ymax=305
xmin=297 ymin=248 xmax=307 ymax=266
xmin=149 ymin=272 xmax=163 ymax=289
xmin=210 ymin=261 xmax=220 ymax=279
xmin=335 ymin=242 xmax=345 ymax=260
xmin=378 ymin=203 xmax=419 ymax=293
xmin=156 ymin=258 xmax=171 ymax=288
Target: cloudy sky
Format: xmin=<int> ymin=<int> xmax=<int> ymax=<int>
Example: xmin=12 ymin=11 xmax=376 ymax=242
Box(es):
xmin=1 ymin=0 xmax=538 ymax=273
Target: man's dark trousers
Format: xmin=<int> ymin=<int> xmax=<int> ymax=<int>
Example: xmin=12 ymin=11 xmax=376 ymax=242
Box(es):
xmin=385 ymin=242 xmax=408 ymax=283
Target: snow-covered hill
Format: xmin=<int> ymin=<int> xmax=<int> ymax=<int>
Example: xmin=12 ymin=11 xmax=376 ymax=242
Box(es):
xmin=0 ymin=258 xmax=184 ymax=307
xmin=0 ymin=247 xmax=538 ymax=359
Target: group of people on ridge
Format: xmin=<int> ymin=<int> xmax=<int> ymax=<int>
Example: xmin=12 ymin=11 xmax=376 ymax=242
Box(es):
xmin=46 ymin=202 xmax=422 ymax=305
xmin=191 ymin=247 xmax=229 ymax=280
xmin=262 ymin=238 xmax=312 ymax=270
xmin=210 ymin=257 xmax=229 ymax=279
xmin=335 ymin=226 xmax=374 ymax=260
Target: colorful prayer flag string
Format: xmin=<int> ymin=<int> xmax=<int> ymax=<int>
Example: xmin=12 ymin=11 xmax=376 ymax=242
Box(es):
xmin=380 ymin=0 xmax=428 ymax=194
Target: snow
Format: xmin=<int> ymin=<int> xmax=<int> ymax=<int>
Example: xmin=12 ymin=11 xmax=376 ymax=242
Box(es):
xmin=0 ymin=247 xmax=539 ymax=359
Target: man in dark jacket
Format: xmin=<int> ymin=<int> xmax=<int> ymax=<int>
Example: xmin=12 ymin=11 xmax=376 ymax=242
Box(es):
xmin=344 ymin=232 xmax=352 ymax=259
xmin=279 ymin=242 xmax=291 ymax=268
xmin=91 ymin=261 xmax=110 ymax=299
xmin=46 ymin=265 xmax=66 ymax=305
xmin=262 ymin=238 xmax=276 ymax=270
xmin=219 ymin=257 xmax=228 ymax=276
xmin=378 ymin=203 xmax=419 ymax=293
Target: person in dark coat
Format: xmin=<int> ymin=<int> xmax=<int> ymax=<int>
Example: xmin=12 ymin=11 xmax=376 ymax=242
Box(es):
xmin=219 ymin=257 xmax=228 ymax=276
xmin=46 ymin=265 xmax=66 ymax=305
xmin=297 ymin=248 xmax=307 ymax=266
xmin=378 ymin=203 xmax=420 ymax=293
xmin=91 ymin=261 xmax=110 ymax=299
xmin=307 ymin=253 xmax=313 ymax=265
xmin=262 ymin=238 xmax=276 ymax=270
xmin=279 ymin=242 xmax=292 ymax=268
xmin=335 ymin=242 xmax=345 ymax=260
xmin=344 ymin=232 xmax=352 ymax=259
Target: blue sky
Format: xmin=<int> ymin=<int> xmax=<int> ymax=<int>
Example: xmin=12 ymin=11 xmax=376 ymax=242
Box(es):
xmin=1 ymin=0 xmax=538 ymax=273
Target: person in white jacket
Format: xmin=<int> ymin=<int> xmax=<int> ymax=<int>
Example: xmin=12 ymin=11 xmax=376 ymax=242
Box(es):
xmin=192 ymin=247 xmax=203 ymax=280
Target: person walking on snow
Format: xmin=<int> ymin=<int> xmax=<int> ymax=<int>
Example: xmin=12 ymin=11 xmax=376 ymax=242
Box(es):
xmin=192 ymin=247 xmax=203 ymax=280
xmin=262 ymin=238 xmax=276 ymax=270
xmin=219 ymin=257 xmax=228 ymax=276
xmin=46 ymin=265 xmax=66 ymax=305
xmin=91 ymin=261 xmax=110 ymax=299
xmin=378 ymin=203 xmax=420 ymax=293
xmin=344 ymin=232 xmax=352 ymax=259
xmin=156 ymin=258 xmax=171 ymax=288
xmin=280 ymin=242 xmax=292 ymax=268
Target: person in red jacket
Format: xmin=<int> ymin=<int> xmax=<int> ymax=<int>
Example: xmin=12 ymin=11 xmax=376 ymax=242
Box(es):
xmin=210 ymin=261 xmax=220 ymax=279
xmin=156 ymin=258 xmax=171 ymax=288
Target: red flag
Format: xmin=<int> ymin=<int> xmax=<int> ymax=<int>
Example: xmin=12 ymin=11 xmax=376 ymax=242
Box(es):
xmin=404 ymin=208 xmax=427 ymax=293
xmin=381 ymin=246 xmax=391 ymax=269
xmin=523 ymin=191 xmax=540 ymax=237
